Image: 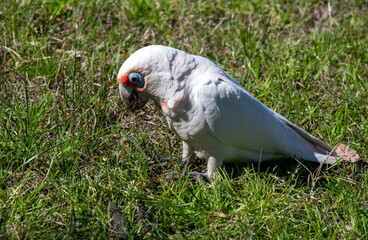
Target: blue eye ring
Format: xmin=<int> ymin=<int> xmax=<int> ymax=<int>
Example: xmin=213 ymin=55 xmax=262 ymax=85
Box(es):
xmin=128 ymin=72 xmax=145 ymax=88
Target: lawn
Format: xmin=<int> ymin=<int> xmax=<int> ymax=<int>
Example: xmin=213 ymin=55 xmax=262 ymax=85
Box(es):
xmin=1 ymin=0 xmax=367 ymax=239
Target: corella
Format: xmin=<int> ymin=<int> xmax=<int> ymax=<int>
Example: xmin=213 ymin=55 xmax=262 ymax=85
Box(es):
xmin=117 ymin=45 xmax=340 ymax=180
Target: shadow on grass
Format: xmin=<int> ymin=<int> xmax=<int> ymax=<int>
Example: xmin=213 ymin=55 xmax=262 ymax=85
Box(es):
xmin=220 ymin=157 xmax=367 ymax=187
xmin=223 ymin=158 xmax=318 ymax=179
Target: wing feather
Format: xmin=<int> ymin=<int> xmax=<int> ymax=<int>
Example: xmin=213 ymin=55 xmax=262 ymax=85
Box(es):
xmin=194 ymin=71 xmax=336 ymax=162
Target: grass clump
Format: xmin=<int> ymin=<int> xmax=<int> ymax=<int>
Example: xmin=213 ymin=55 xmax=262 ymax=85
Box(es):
xmin=1 ymin=0 xmax=367 ymax=238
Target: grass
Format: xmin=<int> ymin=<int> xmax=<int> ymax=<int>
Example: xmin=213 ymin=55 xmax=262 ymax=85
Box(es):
xmin=1 ymin=0 xmax=368 ymax=238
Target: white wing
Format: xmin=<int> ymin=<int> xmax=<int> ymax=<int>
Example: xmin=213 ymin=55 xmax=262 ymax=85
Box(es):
xmin=194 ymin=70 xmax=337 ymax=163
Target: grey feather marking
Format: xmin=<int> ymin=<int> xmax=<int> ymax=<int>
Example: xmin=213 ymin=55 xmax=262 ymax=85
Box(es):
xmin=280 ymin=117 xmax=336 ymax=155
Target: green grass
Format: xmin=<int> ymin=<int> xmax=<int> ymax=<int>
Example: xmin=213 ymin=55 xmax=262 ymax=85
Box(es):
xmin=1 ymin=0 xmax=368 ymax=238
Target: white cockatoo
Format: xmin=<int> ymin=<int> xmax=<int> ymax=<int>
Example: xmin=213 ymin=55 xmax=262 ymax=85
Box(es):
xmin=117 ymin=45 xmax=339 ymax=179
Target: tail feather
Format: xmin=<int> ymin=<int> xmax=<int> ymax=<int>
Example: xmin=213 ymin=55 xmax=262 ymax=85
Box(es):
xmin=284 ymin=121 xmax=333 ymax=153
xmin=276 ymin=113 xmax=340 ymax=164
xmin=315 ymin=152 xmax=340 ymax=164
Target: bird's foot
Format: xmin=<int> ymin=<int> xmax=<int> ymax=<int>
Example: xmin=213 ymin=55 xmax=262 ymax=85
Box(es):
xmin=160 ymin=157 xmax=209 ymax=183
xmin=159 ymin=157 xmax=174 ymax=162
xmin=187 ymin=171 xmax=211 ymax=184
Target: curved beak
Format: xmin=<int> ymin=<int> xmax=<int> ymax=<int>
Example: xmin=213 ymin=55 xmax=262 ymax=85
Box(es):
xmin=119 ymin=84 xmax=148 ymax=108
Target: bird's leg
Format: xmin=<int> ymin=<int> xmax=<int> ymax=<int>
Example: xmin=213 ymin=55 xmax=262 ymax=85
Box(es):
xmin=159 ymin=141 xmax=195 ymax=163
xmin=181 ymin=141 xmax=195 ymax=164
xmin=207 ymin=156 xmax=222 ymax=178
xmin=188 ymin=156 xmax=221 ymax=184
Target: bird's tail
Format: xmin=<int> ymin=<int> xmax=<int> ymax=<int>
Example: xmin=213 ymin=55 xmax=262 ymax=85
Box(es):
xmin=314 ymin=152 xmax=339 ymax=164
xmin=279 ymin=115 xmax=340 ymax=164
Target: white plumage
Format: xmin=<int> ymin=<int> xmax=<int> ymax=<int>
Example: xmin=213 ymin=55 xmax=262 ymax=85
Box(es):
xmin=117 ymin=45 xmax=339 ymax=178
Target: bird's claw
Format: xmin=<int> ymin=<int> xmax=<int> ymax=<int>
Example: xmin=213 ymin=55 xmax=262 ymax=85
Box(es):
xmin=187 ymin=171 xmax=211 ymax=184
xmin=159 ymin=157 xmax=175 ymax=162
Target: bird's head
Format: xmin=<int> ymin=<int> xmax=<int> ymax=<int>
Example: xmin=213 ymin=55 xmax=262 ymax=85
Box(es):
xmin=117 ymin=49 xmax=150 ymax=109
xmin=117 ymin=70 xmax=148 ymax=109
xmin=117 ymin=45 xmax=198 ymax=111
xmin=117 ymin=45 xmax=173 ymax=109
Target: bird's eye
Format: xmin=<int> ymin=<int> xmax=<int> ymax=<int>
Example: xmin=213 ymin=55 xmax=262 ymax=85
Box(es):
xmin=128 ymin=72 xmax=145 ymax=88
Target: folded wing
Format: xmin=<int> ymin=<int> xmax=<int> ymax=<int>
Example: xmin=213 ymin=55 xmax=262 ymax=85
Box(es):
xmin=195 ymin=71 xmax=338 ymax=164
